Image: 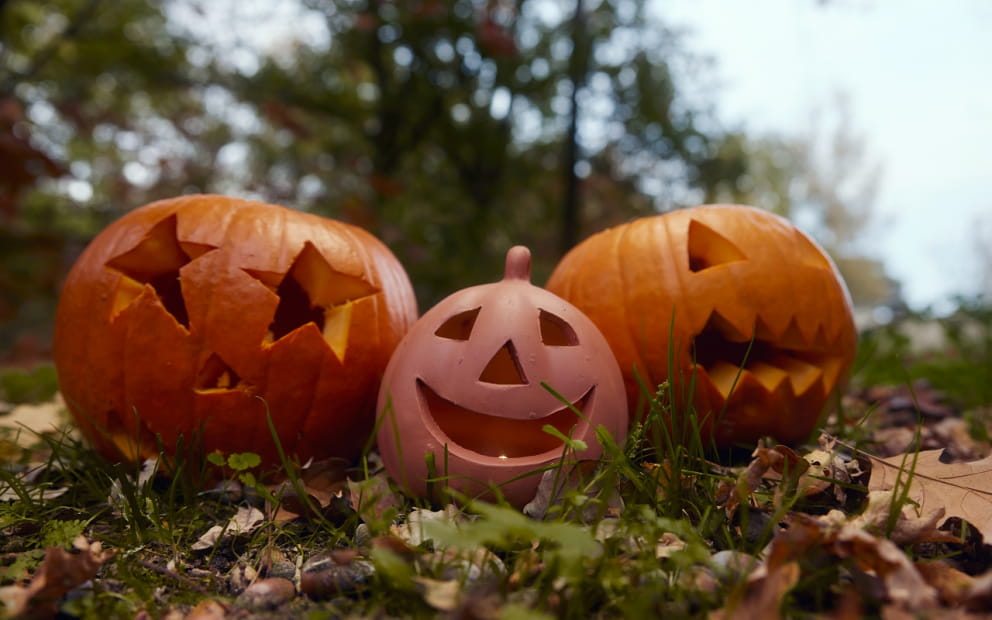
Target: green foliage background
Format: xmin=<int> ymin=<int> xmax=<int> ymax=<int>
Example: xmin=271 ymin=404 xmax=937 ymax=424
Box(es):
xmin=0 ymin=0 xmax=897 ymax=361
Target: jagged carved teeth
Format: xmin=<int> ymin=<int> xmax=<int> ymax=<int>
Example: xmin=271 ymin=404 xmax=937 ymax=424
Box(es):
xmin=693 ymin=310 xmax=843 ymax=399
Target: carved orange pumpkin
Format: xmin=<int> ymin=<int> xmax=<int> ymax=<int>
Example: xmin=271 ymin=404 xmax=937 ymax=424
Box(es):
xmin=376 ymin=246 xmax=628 ymax=507
xmin=546 ymin=205 xmax=857 ymax=447
xmin=53 ymin=194 xmax=417 ymax=467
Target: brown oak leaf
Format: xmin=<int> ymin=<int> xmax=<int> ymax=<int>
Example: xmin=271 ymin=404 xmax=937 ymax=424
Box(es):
xmin=716 ymin=445 xmax=807 ymax=517
xmin=0 ymin=536 xmax=112 ymax=619
xmin=710 ymin=561 xmax=800 ymax=620
xmin=867 ymin=449 xmax=992 ymax=541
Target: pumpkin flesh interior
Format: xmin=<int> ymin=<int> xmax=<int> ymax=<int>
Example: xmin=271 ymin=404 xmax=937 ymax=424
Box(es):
xmin=259 ymin=241 xmax=379 ymax=362
xmin=107 ymin=214 xmax=205 ymax=328
xmin=691 ymin=311 xmax=837 ymax=400
xmin=418 ymin=380 xmax=591 ymax=458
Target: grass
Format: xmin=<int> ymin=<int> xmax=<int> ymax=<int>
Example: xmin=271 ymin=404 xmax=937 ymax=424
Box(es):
xmin=854 ymin=298 xmax=992 ymax=410
xmin=1 ymin=300 xmax=990 ymax=618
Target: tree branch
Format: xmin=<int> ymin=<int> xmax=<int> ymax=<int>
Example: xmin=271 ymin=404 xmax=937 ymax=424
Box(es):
xmin=560 ymin=0 xmax=588 ymax=255
xmin=0 ymin=0 xmax=103 ymax=94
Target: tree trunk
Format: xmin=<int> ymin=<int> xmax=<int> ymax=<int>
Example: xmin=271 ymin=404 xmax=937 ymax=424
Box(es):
xmin=560 ymin=0 xmax=587 ymax=255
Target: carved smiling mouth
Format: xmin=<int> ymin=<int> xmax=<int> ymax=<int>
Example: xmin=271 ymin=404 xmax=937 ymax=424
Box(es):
xmin=417 ymin=380 xmax=592 ymax=458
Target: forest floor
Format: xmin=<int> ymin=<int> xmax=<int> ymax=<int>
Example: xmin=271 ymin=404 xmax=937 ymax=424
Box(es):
xmin=1 ymin=313 xmax=991 ymax=619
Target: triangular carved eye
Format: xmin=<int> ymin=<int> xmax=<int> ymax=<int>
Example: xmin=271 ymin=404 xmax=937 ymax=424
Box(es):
xmin=539 ymin=309 xmax=578 ymax=346
xmin=435 ymin=308 xmax=481 ymax=340
xmin=106 ymin=214 xmax=217 ymax=328
xmin=195 ymin=352 xmax=244 ymax=392
xmin=268 ymin=269 xmax=326 ymax=341
xmin=250 ymin=241 xmax=380 ymax=362
xmin=686 ymin=219 xmax=747 ymax=272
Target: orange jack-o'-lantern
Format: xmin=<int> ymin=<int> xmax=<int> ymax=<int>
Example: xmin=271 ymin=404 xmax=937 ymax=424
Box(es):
xmin=54 ymin=194 xmax=417 ymax=467
xmin=546 ymin=205 xmax=858 ymax=447
xmin=376 ymin=246 xmax=628 ymax=507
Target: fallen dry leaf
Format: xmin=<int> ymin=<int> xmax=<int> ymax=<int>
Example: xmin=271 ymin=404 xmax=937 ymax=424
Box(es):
xmin=192 ymin=506 xmax=266 ymax=551
xmin=810 ymin=506 xmax=944 ymax=609
xmin=523 ymin=460 xmax=623 ymax=521
xmin=716 ymin=445 xmax=807 ymax=517
xmin=798 ymin=448 xmax=837 ymax=496
xmin=799 ymin=438 xmax=866 ymax=504
xmin=712 ymin=562 xmax=800 ymax=620
xmin=390 ymin=505 xmax=464 ymax=547
xmin=848 ymin=491 xmax=959 ymax=546
xmin=655 ymin=532 xmax=688 ymax=559
xmin=0 ymin=463 xmax=69 ymax=502
xmin=415 ymin=577 xmax=461 ymax=612
xmin=931 ymin=417 xmax=988 ymax=462
xmin=710 ymin=513 xmax=820 ymax=620
xmin=0 ymin=394 xmax=76 ymax=448
xmin=266 ymin=458 xmax=352 ymax=522
xmin=826 ymin=522 xmax=939 ymax=609
xmin=108 ymin=458 xmax=159 ymax=514
xmin=964 ymin=569 xmax=992 ymax=609
xmin=425 ymin=545 xmax=505 ymax=583
xmin=724 ymin=505 xmax=944 ymax=616
xmin=348 ymin=472 xmax=402 ymax=523
xmin=915 ymin=560 xmax=974 ymax=606
xmin=867 ymin=449 xmax=992 ymax=540
xmin=0 ymin=536 xmax=112 ymax=618
xmin=298 ymin=458 xmax=350 ymax=500
xmin=268 ymin=481 xmax=321 ymax=522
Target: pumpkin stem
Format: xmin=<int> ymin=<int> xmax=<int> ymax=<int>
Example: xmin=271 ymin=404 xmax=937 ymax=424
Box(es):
xmin=504 ymin=245 xmax=532 ymax=282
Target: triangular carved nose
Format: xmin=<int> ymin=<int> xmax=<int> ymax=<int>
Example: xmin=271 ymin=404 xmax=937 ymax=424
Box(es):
xmin=479 ymin=341 xmax=527 ymax=385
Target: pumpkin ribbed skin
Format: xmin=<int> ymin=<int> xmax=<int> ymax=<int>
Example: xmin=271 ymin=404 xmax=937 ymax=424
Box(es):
xmin=54 ymin=194 xmax=417 ymax=466
xmin=546 ymin=205 xmax=857 ymax=447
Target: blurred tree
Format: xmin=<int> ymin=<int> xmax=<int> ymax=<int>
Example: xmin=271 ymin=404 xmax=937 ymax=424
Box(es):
xmin=705 ymin=96 xmax=900 ymax=309
xmin=0 ymin=0 xmax=222 ymax=234
xmin=0 ymin=0 xmax=212 ymax=360
xmin=1 ymin=0 xmax=750 ymax=355
xmin=188 ymin=0 xmax=747 ymax=302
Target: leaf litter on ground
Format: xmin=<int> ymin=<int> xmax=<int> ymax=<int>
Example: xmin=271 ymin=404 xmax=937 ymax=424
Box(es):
xmin=3 ymin=375 xmax=992 ymax=617
xmin=0 ymin=536 xmax=112 ymax=618
xmin=867 ymin=448 xmax=992 ymax=541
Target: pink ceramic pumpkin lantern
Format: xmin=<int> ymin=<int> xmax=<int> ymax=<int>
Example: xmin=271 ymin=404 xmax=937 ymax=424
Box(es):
xmin=376 ymin=246 xmax=628 ymax=507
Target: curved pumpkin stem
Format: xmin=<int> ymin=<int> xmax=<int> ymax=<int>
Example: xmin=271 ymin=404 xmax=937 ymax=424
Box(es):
xmin=504 ymin=245 xmax=532 ymax=282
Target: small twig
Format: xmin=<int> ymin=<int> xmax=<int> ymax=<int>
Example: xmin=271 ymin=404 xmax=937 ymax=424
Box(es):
xmin=137 ymin=558 xmax=212 ymax=595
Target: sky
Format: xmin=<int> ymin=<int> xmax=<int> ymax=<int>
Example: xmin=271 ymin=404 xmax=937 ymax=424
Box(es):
xmin=661 ymin=0 xmax=992 ymax=312
xmin=175 ymin=0 xmax=990 ymax=312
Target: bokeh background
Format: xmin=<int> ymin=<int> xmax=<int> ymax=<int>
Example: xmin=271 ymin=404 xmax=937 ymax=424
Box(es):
xmin=1 ymin=0 xmax=988 ymax=368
